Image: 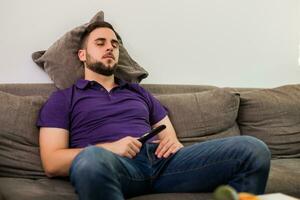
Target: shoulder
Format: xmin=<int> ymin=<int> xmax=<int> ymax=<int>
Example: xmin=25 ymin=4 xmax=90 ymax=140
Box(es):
xmin=46 ymin=85 xmax=74 ymax=105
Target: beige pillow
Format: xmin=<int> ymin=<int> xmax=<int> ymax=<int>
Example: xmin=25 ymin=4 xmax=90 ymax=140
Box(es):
xmin=238 ymin=84 xmax=300 ymax=158
xmin=32 ymin=11 xmax=148 ymax=89
xmin=156 ymin=88 xmax=241 ymax=146
xmin=0 ymin=91 xmax=46 ymax=178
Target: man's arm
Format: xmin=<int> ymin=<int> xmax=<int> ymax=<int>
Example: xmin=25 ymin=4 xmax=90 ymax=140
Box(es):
xmin=152 ymin=116 xmax=184 ymax=158
xmin=39 ymin=127 xmax=82 ymax=177
xmin=39 ymin=127 xmax=142 ymax=178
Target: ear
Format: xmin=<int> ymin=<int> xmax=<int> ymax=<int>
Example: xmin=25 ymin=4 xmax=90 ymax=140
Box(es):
xmin=78 ymin=49 xmax=86 ymax=62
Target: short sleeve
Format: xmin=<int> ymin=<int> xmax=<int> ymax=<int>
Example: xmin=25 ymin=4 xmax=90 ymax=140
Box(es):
xmin=134 ymin=85 xmax=168 ymax=126
xmin=36 ymin=90 xmax=70 ymax=130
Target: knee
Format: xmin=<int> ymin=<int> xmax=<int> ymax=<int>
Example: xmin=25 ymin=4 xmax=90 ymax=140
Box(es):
xmin=238 ymin=136 xmax=271 ymax=168
xmin=70 ymin=146 xmax=119 ymax=179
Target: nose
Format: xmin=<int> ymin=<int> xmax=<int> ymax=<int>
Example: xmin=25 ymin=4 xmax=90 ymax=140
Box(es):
xmin=106 ymin=43 xmax=114 ymax=52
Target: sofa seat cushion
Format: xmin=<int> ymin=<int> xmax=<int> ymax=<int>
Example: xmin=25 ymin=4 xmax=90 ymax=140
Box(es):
xmin=0 ymin=91 xmax=47 ymax=178
xmin=0 ymin=178 xmax=77 ymax=200
xmin=266 ymin=159 xmax=300 ymax=198
xmin=238 ymin=84 xmax=300 ymax=158
xmin=129 ymin=193 xmax=214 ymax=200
xmin=156 ymin=88 xmax=241 ymax=145
xmin=0 ymin=177 xmax=214 ymax=200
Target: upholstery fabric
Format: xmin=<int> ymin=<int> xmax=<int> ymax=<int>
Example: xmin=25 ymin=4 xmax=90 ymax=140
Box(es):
xmin=0 ymin=178 xmax=76 ymax=200
xmin=238 ymin=84 xmax=300 ymax=158
xmin=265 ymin=159 xmax=300 ymax=197
xmin=0 ymin=83 xmax=216 ymax=97
xmin=0 ymin=91 xmax=46 ymax=178
xmin=32 ymin=11 xmax=148 ymax=89
xmin=156 ymin=88 xmax=241 ymax=145
xmin=0 ymin=178 xmax=214 ymax=200
xmin=0 ymin=83 xmax=300 ymax=199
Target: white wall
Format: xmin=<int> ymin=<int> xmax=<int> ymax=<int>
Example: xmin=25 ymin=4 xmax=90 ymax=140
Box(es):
xmin=0 ymin=0 xmax=299 ymax=88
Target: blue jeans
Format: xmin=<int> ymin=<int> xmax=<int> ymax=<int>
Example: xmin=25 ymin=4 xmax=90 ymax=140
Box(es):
xmin=69 ymin=136 xmax=271 ymax=200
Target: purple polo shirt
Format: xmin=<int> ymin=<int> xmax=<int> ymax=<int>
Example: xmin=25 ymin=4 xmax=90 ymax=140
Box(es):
xmin=37 ymin=78 xmax=167 ymax=148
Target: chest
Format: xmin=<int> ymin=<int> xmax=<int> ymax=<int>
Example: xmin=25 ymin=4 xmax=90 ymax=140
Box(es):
xmin=70 ymin=89 xmax=150 ymax=121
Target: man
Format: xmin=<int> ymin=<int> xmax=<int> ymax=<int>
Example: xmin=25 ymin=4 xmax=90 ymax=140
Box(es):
xmin=37 ymin=21 xmax=271 ymax=200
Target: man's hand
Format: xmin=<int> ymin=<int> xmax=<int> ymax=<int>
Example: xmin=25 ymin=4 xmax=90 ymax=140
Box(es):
xmin=98 ymin=136 xmax=142 ymax=159
xmin=151 ymin=116 xmax=184 ymax=159
xmin=154 ymin=136 xmax=183 ymax=158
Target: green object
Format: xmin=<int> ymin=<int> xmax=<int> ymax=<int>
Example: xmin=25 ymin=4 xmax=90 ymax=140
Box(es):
xmin=213 ymin=185 xmax=239 ymax=200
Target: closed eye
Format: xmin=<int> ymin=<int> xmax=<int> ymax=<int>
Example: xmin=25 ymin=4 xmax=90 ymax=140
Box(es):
xmin=112 ymin=40 xmax=119 ymax=48
xmin=94 ymin=38 xmax=119 ymax=49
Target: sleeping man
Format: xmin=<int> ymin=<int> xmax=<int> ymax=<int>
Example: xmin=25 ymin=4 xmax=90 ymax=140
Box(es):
xmin=37 ymin=21 xmax=271 ymax=200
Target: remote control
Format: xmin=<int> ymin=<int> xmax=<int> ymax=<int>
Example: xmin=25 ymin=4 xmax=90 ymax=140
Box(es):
xmin=138 ymin=125 xmax=166 ymax=144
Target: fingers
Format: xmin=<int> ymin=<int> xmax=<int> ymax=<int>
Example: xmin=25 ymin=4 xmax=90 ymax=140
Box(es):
xmin=155 ymin=138 xmax=168 ymax=155
xmin=125 ymin=147 xmax=138 ymax=158
xmin=156 ymin=139 xmax=172 ymax=158
xmin=155 ymin=139 xmax=184 ymax=158
xmin=128 ymin=140 xmax=140 ymax=154
xmin=124 ymin=137 xmax=142 ymax=158
xmin=132 ymin=138 xmax=142 ymax=149
xmin=162 ymin=143 xmax=183 ymax=158
xmin=161 ymin=143 xmax=178 ymax=158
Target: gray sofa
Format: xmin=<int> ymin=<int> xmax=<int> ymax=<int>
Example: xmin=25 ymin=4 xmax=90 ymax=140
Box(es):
xmin=0 ymin=83 xmax=299 ymax=200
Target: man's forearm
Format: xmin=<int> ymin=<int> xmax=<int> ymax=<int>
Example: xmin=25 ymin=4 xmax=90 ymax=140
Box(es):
xmin=44 ymin=148 xmax=83 ymax=177
xmin=44 ymin=142 xmax=117 ymax=177
xmin=158 ymin=128 xmax=178 ymax=140
xmin=154 ymin=116 xmax=179 ymax=141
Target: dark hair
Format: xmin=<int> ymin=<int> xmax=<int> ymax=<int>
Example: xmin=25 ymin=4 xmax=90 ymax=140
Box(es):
xmin=80 ymin=21 xmax=119 ymax=49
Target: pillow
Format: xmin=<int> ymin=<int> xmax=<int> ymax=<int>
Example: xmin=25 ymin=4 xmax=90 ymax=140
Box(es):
xmin=32 ymin=11 xmax=148 ymax=89
xmin=238 ymin=84 xmax=300 ymax=158
xmin=156 ymin=88 xmax=241 ymax=146
xmin=0 ymin=91 xmax=47 ymax=178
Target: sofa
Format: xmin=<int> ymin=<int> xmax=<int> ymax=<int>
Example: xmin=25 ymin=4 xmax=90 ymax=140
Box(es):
xmin=0 ymin=82 xmax=299 ymax=200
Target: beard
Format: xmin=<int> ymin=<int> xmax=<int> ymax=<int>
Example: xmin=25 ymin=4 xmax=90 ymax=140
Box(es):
xmin=85 ymin=53 xmax=118 ymax=76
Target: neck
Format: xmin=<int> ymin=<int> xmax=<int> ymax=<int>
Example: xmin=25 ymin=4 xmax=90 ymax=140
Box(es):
xmin=84 ymin=67 xmax=117 ymax=90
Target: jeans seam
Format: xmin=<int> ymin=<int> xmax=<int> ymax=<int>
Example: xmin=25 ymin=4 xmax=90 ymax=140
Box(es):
xmin=159 ymin=158 xmax=242 ymax=177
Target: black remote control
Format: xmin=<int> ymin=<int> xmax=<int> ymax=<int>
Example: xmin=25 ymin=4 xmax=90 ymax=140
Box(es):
xmin=138 ymin=125 xmax=166 ymax=144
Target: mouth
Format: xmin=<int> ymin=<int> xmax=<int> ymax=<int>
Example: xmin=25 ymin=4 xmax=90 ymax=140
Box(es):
xmin=102 ymin=54 xmax=115 ymax=60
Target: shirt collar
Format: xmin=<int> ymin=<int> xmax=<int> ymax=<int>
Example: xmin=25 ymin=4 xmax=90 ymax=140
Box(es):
xmin=75 ymin=77 xmax=128 ymax=90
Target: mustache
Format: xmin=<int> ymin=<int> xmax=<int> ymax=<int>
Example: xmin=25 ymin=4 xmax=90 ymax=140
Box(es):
xmin=102 ymin=52 xmax=115 ymax=60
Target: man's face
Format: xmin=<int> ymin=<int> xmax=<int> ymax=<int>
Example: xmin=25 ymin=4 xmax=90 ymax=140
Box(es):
xmin=79 ymin=27 xmax=120 ymax=76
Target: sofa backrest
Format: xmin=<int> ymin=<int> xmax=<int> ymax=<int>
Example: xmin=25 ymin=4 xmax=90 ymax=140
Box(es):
xmin=0 ymin=83 xmax=242 ymax=145
xmin=0 ymin=83 xmax=218 ymax=96
xmin=1 ymin=83 xmax=300 ymax=180
xmin=237 ymin=85 xmax=300 ymax=158
xmin=155 ymin=88 xmax=241 ymax=145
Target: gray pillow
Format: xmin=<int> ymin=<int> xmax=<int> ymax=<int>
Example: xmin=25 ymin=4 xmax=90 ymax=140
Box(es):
xmin=0 ymin=91 xmax=46 ymax=178
xmin=32 ymin=11 xmax=148 ymax=89
xmin=238 ymin=84 xmax=300 ymax=158
xmin=156 ymin=88 xmax=241 ymax=146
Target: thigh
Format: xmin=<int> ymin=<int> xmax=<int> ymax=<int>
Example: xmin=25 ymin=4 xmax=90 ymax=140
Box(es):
xmin=118 ymin=150 xmax=153 ymax=198
xmin=70 ymin=145 xmax=152 ymax=198
xmin=152 ymin=136 xmax=250 ymax=192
